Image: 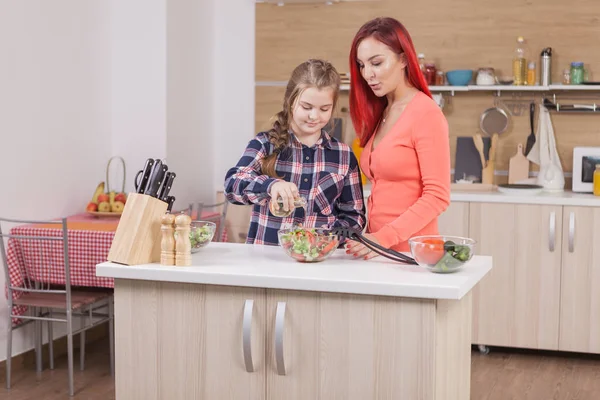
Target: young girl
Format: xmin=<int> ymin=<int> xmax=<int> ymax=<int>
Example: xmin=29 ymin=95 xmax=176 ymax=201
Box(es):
xmin=224 ymin=59 xmax=366 ymax=246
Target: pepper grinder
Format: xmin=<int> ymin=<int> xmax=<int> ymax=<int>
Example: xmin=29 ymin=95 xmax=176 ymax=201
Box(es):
xmin=175 ymin=213 xmax=192 ymax=266
xmin=160 ymin=213 xmax=176 ymax=266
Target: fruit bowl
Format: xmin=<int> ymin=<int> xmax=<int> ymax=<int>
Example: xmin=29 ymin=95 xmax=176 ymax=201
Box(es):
xmin=189 ymin=221 xmax=216 ymax=253
xmin=278 ymin=227 xmax=339 ymax=263
xmin=408 ymin=235 xmax=476 ymax=273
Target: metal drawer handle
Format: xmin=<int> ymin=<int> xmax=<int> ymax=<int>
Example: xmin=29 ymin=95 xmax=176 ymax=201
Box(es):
xmin=549 ymin=211 xmax=556 ymax=252
xmin=569 ymin=212 xmax=575 ymax=253
xmin=242 ymin=299 xmax=254 ymax=373
xmin=275 ymin=302 xmax=286 ymax=376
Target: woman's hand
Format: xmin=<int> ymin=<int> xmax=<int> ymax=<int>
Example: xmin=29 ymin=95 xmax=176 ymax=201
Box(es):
xmin=269 ymin=181 xmax=300 ymax=213
xmin=345 ymin=233 xmax=380 ymax=260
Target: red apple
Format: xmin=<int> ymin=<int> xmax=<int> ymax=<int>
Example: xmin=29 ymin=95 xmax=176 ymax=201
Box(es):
xmin=86 ymin=202 xmax=98 ymax=212
xmin=114 ymin=192 xmax=127 ymax=204
xmin=97 ymin=193 xmax=110 ymax=203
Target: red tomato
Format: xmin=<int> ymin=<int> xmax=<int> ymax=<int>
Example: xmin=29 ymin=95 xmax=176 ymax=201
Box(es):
xmin=414 ymin=239 xmax=445 ymax=265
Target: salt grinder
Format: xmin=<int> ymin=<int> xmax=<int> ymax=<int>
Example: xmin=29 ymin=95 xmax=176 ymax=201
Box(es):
xmin=160 ymin=213 xmax=176 ymax=266
xmin=175 ymin=213 xmax=192 ymax=266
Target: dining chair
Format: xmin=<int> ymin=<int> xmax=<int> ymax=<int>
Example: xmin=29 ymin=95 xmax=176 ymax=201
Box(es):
xmin=0 ymin=217 xmax=114 ymax=397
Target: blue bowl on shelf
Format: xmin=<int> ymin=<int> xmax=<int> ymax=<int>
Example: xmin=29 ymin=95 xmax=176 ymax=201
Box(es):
xmin=446 ymin=70 xmax=473 ymax=86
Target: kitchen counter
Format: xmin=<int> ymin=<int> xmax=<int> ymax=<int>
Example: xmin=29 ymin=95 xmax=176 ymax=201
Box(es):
xmin=363 ymin=184 xmax=600 ymax=206
xmin=96 ymin=242 xmax=491 ymax=300
xmin=98 ymin=242 xmax=491 ymax=400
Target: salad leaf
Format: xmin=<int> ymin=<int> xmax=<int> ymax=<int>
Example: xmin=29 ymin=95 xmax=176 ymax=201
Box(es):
xmin=432 ymin=241 xmax=471 ymax=271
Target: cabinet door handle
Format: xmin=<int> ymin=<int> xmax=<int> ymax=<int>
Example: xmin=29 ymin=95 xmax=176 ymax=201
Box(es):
xmin=275 ymin=301 xmax=287 ymax=376
xmin=568 ymin=212 xmax=575 ymax=253
xmin=242 ymin=299 xmax=254 ymax=373
xmin=549 ymin=211 xmax=556 ymax=252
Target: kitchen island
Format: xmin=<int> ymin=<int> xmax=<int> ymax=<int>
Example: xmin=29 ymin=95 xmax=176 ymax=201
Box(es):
xmin=96 ymin=242 xmax=492 ymax=400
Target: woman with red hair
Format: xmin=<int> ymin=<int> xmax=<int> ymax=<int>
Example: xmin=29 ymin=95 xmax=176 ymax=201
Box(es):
xmin=345 ymin=17 xmax=451 ymax=259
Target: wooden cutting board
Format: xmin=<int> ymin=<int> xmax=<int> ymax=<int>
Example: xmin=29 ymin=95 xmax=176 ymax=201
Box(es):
xmin=508 ymin=143 xmax=530 ymax=184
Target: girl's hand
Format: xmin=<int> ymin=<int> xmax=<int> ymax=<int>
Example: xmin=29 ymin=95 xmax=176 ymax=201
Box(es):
xmin=269 ymin=181 xmax=300 ymax=213
xmin=345 ymin=233 xmax=380 ymax=260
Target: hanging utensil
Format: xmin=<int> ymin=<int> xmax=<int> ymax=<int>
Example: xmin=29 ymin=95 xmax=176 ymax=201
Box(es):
xmin=480 ymin=97 xmax=510 ymax=136
xmin=525 ymin=103 xmax=536 ymax=155
xmin=472 ymin=134 xmax=486 ymax=168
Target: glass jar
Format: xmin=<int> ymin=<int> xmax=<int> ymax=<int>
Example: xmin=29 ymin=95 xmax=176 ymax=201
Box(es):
xmin=424 ymin=63 xmax=436 ymax=86
xmin=570 ymin=62 xmax=585 ymax=84
xmin=562 ymin=69 xmax=571 ymax=85
xmin=476 ymin=67 xmax=496 ymax=85
xmin=594 ymin=165 xmax=600 ymax=196
xmin=435 ymin=70 xmax=445 ymax=86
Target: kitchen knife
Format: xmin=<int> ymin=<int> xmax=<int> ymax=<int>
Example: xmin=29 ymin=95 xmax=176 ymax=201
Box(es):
xmin=158 ymin=172 xmax=176 ymax=201
xmin=134 ymin=158 xmax=155 ymax=194
xmin=166 ymin=196 xmax=175 ymax=212
xmin=144 ymin=160 xmax=168 ymax=198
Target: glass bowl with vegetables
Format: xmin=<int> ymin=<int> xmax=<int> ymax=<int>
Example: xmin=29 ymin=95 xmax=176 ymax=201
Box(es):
xmin=408 ymin=235 xmax=476 ymax=273
xmin=189 ymin=221 xmax=216 ymax=253
xmin=278 ymin=227 xmax=340 ymax=263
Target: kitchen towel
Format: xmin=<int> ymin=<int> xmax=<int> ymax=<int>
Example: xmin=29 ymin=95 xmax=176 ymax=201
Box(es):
xmin=526 ymin=104 xmax=565 ymax=191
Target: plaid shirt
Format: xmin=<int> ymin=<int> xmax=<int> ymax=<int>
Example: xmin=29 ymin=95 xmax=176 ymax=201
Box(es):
xmin=224 ymin=130 xmax=366 ymax=246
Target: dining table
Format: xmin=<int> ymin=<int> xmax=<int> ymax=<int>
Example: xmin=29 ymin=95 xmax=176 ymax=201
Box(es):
xmin=5 ymin=211 xmax=227 ymax=320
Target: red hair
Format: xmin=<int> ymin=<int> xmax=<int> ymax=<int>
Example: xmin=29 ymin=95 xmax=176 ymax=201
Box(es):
xmin=349 ymin=17 xmax=432 ymax=147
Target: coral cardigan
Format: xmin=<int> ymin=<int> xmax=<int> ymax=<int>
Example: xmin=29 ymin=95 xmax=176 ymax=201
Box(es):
xmin=360 ymin=91 xmax=451 ymax=252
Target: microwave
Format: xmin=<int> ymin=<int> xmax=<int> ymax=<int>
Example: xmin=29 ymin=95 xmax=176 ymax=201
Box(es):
xmin=572 ymin=147 xmax=600 ymax=193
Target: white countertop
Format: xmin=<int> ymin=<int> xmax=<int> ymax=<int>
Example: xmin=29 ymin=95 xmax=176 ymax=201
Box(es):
xmin=362 ymin=185 xmax=600 ymax=207
xmin=96 ymin=242 xmax=491 ymax=300
xmin=450 ymin=190 xmax=600 ymax=206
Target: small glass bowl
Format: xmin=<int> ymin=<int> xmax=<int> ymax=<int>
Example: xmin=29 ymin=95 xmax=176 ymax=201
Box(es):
xmin=278 ymin=227 xmax=339 ymax=263
xmin=189 ymin=221 xmax=216 ymax=253
xmin=408 ymin=235 xmax=476 ymax=273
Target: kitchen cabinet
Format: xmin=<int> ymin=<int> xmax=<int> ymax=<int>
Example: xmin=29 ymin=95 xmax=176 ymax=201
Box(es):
xmin=265 ymin=289 xmax=466 ymax=400
xmin=559 ymin=206 xmax=600 ymax=353
xmin=114 ymin=281 xmax=266 ymax=400
xmin=102 ymin=243 xmax=491 ymax=400
xmin=439 ymin=197 xmax=600 ymax=354
xmin=469 ymin=203 xmax=562 ymax=350
xmin=437 ymin=201 xmax=469 ymax=237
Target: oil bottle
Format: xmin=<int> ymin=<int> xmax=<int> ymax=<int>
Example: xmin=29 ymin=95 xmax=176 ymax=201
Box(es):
xmin=513 ymin=36 xmax=528 ymax=85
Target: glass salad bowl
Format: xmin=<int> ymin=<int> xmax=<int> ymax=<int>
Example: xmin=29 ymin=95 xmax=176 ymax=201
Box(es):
xmin=278 ymin=227 xmax=340 ymax=263
xmin=408 ymin=235 xmax=476 ymax=273
xmin=189 ymin=221 xmax=216 ymax=253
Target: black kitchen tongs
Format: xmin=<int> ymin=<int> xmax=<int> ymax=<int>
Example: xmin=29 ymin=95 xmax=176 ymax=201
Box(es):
xmin=330 ymin=227 xmax=417 ymax=265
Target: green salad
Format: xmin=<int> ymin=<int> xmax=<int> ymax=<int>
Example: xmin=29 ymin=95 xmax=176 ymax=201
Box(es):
xmin=190 ymin=225 xmax=213 ymax=248
xmin=434 ymin=240 xmax=471 ymax=272
xmin=279 ymin=227 xmax=339 ymax=262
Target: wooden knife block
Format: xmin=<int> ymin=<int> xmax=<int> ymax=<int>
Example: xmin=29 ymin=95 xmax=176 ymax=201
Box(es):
xmin=107 ymin=193 xmax=168 ymax=265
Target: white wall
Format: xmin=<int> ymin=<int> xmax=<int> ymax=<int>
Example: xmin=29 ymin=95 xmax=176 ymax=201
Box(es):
xmin=110 ymin=0 xmax=167 ymax=193
xmin=213 ymin=0 xmax=256 ymax=192
xmin=165 ymin=0 xmax=216 ymax=208
xmin=0 ymin=1 xmax=112 ymax=360
xmin=0 ymin=0 xmax=255 ymax=362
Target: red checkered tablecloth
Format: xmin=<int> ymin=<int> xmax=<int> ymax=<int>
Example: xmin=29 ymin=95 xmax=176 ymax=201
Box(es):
xmin=5 ymin=212 xmax=227 ymax=320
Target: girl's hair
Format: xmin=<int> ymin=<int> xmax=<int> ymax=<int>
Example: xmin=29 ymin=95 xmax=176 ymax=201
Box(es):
xmin=349 ymin=17 xmax=432 ymax=147
xmin=262 ymin=59 xmax=341 ymax=178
